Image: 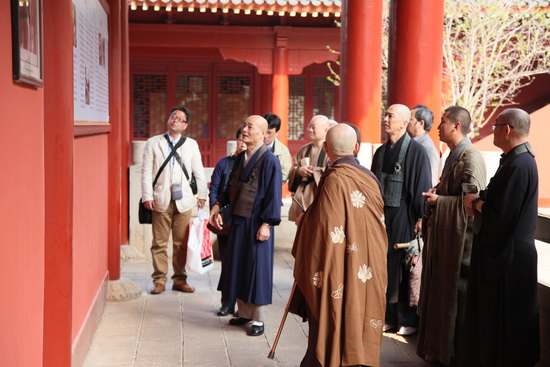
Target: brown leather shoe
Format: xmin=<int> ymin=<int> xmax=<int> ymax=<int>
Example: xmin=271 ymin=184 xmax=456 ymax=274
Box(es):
xmin=172 ymin=283 xmax=195 ymax=293
xmin=150 ymin=283 xmax=165 ymax=294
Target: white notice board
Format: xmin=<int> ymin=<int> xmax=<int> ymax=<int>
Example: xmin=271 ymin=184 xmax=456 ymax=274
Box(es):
xmin=73 ymin=0 xmax=109 ymax=125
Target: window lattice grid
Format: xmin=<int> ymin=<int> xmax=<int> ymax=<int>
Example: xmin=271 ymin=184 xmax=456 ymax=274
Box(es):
xmin=132 ymin=74 xmax=167 ymax=139
xmin=313 ymin=77 xmax=335 ymax=120
xmin=288 ymin=76 xmax=305 ymax=141
xmin=176 ymin=75 xmax=210 ymax=139
xmin=216 ymin=75 xmax=251 ymax=139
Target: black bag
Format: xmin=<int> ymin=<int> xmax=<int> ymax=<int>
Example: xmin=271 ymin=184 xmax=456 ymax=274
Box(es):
xmin=207 ymin=157 xmax=236 ymax=235
xmin=190 ymin=174 xmax=198 ymax=195
xmin=207 ymin=205 xmax=231 ymax=235
xmin=207 ymin=221 xmax=229 ymax=236
xmin=138 ymin=199 xmax=152 ymax=224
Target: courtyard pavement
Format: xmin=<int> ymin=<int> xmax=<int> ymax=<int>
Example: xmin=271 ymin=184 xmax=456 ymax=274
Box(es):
xmin=83 ymin=245 xmax=429 ymax=367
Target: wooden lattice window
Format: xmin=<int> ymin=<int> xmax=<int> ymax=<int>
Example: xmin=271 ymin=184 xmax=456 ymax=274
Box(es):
xmin=313 ymin=77 xmax=335 ymax=119
xmin=216 ymin=75 xmax=251 ymax=139
xmin=289 ymin=76 xmax=305 ymax=141
xmin=132 ymin=74 xmax=167 ymax=138
xmin=176 ymin=75 xmax=209 ymax=139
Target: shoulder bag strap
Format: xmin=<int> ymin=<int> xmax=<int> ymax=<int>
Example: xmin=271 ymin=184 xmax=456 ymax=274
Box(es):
xmin=164 ymin=135 xmax=191 ymax=181
xmin=155 ymin=134 xmax=185 ymax=187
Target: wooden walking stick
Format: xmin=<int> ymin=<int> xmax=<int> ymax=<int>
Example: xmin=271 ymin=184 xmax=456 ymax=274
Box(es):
xmin=268 ymin=282 xmax=297 ymax=359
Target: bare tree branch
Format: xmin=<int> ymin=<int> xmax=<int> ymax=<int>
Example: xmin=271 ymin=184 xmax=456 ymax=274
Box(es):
xmin=443 ymin=0 xmax=550 ymax=136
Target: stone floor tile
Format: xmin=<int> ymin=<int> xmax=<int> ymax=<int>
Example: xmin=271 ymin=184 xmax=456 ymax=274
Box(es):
xmin=84 ymin=250 xmax=430 ymax=367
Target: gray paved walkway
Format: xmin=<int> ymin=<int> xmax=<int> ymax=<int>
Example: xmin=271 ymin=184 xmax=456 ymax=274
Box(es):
xmin=83 ymin=247 xmax=428 ymax=367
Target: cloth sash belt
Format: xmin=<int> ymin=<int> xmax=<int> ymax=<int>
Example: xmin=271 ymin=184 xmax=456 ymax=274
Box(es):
xmin=374 ymin=134 xmax=410 ymax=207
xmin=229 ymin=144 xmax=268 ymax=218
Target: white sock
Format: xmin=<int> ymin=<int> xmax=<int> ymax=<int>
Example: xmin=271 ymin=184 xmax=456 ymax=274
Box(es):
xmin=251 ymin=321 xmax=263 ymax=326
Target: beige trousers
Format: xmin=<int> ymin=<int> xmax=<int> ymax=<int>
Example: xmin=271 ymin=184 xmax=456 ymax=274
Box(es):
xmin=151 ymin=200 xmax=191 ymax=286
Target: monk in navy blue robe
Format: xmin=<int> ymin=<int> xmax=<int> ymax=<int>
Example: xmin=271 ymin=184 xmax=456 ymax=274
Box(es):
xmin=210 ymin=115 xmax=282 ymax=336
xmin=218 ymin=148 xmax=282 ymax=306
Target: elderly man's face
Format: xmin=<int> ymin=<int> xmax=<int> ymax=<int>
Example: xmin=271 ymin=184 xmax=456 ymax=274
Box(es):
xmin=383 ymin=106 xmax=407 ymax=136
xmin=307 ymin=118 xmax=328 ymax=142
xmin=492 ymin=115 xmax=511 ymax=149
xmin=407 ymin=109 xmax=420 ymax=135
xmin=242 ymin=117 xmax=266 ymax=148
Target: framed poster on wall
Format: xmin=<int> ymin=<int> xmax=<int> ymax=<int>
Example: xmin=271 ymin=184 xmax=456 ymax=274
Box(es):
xmin=73 ymin=0 xmax=110 ymax=136
xmin=11 ymin=0 xmax=43 ymax=87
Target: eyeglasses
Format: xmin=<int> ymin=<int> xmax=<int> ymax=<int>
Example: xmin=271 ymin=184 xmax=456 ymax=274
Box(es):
xmin=170 ymin=114 xmax=187 ymax=124
xmin=491 ymin=123 xmax=513 ymax=131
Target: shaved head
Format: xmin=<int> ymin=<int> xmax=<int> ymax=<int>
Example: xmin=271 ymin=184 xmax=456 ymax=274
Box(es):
xmin=325 ymin=124 xmax=357 ymax=159
xmin=248 ymin=115 xmax=268 ymax=131
xmin=308 ymin=115 xmax=331 ymax=144
xmin=390 ymin=104 xmax=411 ymax=122
xmin=384 ymin=104 xmax=411 ymax=141
xmin=498 ymin=108 xmax=530 ymax=137
xmin=242 ymin=115 xmax=268 ymax=149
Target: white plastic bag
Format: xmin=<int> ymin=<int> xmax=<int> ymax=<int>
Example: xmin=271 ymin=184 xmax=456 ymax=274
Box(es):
xmin=185 ymin=208 xmax=214 ymax=275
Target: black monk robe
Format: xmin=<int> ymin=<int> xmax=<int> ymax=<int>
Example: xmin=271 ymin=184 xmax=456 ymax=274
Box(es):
xmin=371 ymin=134 xmax=432 ymax=303
xmin=463 ymin=143 xmax=540 ymax=367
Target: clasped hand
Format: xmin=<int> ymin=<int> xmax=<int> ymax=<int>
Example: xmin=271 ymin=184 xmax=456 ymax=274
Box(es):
xmin=297 ymin=165 xmax=313 ymax=178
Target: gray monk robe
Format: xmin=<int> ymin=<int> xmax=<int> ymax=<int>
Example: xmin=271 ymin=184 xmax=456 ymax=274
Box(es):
xmin=417 ymin=140 xmax=486 ymax=366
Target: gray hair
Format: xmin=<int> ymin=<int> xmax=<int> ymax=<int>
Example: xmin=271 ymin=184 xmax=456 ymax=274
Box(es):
xmin=414 ymin=107 xmax=434 ymax=132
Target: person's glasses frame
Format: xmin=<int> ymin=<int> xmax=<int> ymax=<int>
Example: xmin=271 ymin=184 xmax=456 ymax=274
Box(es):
xmin=170 ymin=113 xmax=187 ymax=124
xmin=491 ymin=123 xmax=514 ymax=131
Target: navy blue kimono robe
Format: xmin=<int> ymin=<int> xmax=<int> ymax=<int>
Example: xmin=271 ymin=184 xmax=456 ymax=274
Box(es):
xmin=209 ymin=154 xmax=237 ymax=307
xmin=217 ymin=148 xmax=282 ymax=305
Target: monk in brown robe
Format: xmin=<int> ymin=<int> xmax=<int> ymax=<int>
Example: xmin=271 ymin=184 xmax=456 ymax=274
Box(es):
xmin=287 ymin=115 xmax=331 ymax=221
xmin=291 ymin=124 xmax=388 ymax=367
xmin=417 ymin=106 xmax=487 ymax=366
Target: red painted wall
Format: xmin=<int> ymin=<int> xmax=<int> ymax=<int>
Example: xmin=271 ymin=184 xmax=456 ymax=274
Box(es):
xmin=0 ymin=2 xmax=45 ymax=366
xmin=72 ymin=136 xmax=109 ymax=339
xmin=474 ymin=104 xmax=550 ymax=206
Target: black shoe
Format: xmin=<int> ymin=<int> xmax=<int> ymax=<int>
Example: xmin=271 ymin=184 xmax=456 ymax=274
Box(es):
xmin=229 ymin=317 xmax=251 ymax=325
xmin=248 ymin=324 xmax=264 ymax=336
xmin=217 ymin=306 xmax=235 ymax=317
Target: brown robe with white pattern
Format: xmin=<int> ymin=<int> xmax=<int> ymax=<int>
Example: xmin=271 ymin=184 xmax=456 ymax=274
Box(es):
xmin=292 ymin=162 xmax=388 ymax=367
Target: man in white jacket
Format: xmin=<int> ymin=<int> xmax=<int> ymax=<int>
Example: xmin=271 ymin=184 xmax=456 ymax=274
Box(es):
xmin=141 ymin=106 xmax=208 ymax=294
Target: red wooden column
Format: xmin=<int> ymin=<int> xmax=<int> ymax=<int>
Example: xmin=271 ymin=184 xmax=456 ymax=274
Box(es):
xmin=120 ymin=0 xmax=130 ymax=245
xmin=387 ymin=0 xmax=444 ymax=141
xmin=43 ymin=1 xmax=74 ymax=366
xmin=259 ymin=74 xmax=272 ymax=117
xmin=272 ymin=30 xmax=289 ymax=147
xmin=339 ymin=0 xmax=384 ymax=143
xmin=108 ymin=0 xmax=122 ymax=280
